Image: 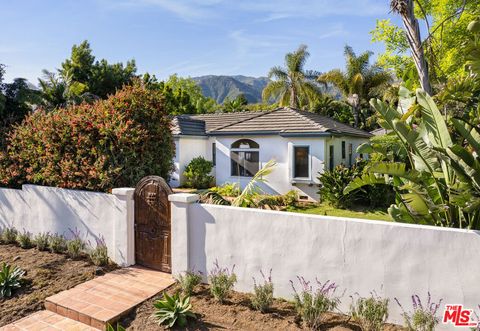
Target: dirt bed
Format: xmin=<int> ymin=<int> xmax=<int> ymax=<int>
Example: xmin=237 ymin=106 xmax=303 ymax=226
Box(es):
xmin=121 ymin=284 xmax=404 ymax=331
xmin=0 ymin=244 xmax=115 ymax=326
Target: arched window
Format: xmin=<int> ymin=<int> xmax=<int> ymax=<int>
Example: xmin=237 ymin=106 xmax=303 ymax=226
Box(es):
xmin=230 ymin=139 xmax=259 ymax=177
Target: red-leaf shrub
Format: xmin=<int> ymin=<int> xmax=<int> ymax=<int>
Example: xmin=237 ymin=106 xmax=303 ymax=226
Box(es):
xmin=0 ymin=81 xmax=174 ymax=191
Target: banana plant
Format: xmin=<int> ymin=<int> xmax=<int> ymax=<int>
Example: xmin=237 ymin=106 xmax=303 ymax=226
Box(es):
xmin=344 ymin=88 xmax=480 ymax=229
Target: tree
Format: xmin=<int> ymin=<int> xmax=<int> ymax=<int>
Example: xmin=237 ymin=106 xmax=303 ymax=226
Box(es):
xmin=371 ymin=0 xmax=479 ymax=87
xmin=318 ymin=46 xmax=392 ymax=128
xmin=39 ymin=40 xmax=137 ymax=108
xmin=262 ymin=45 xmax=321 ymax=109
xmin=143 ymin=73 xmax=218 ymax=115
xmin=223 ymin=94 xmax=248 ymax=112
xmin=390 ymin=0 xmax=432 ymax=94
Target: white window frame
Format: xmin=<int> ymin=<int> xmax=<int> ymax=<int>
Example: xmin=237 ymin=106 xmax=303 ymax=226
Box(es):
xmin=230 ymin=140 xmax=260 ymax=178
xmin=291 ymin=144 xmax=311 ymax=181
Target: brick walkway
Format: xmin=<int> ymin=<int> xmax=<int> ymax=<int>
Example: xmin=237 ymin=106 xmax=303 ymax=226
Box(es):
xmin=0 ymin=310 xmax=97 ymax=331
xmin=0 ymin=266 xmax=174 ymax=331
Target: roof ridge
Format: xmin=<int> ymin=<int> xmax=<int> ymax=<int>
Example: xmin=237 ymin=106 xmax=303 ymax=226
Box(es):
xmin=208 ymin=108 xmax=282 ymax=132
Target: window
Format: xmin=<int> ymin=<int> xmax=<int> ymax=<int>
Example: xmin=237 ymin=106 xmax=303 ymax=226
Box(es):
xmin=348 ymin=143 xmax=353 ymax=166
xmin=329 ymin=145 xmax=334 ymax=171
xmin=341 ymin=141 xmax=346 ymax=159
xmin=212 ymin=142 xmax=216 ymax=166
xmin=293 ymin=146 xmax=310 ymax=178
xmin=230 ymin=139 xmax=259 ymax=177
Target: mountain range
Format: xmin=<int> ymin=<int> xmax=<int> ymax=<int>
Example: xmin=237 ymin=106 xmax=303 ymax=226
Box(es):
xmin=192 ymin=75 xmax=270 ymax=104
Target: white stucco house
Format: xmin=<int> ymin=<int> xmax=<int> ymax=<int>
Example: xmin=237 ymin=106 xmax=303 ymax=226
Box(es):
xmin=170 ymin=107 xmax=372 ymax=201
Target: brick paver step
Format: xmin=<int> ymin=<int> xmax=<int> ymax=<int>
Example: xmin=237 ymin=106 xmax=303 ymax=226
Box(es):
xmin=0 ymin=310 xmax=97 ymax=331
xmin=45 ymin=266 xmax=174 ymax=330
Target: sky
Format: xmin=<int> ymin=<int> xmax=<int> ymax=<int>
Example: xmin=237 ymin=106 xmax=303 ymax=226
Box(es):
xmin=0 ymin=0 xmax=401 ymax=84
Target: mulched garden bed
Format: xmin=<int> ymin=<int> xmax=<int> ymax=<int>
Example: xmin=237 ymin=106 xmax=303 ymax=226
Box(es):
xmin=120 ymin=284 xmax=405 ymax=330
xmin=0 ymin=244 xmax=116 ymax=327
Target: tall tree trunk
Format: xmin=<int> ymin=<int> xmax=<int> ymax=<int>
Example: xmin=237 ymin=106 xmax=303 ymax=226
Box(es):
xmin=391 ymin=0 xmax=433 ymax=95
xmin=290 ymin=85 xmax=297 ymax=108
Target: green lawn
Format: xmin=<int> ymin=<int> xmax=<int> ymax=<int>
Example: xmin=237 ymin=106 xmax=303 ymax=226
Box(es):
xmin=287 ymin=203 xmax=392 ymax=221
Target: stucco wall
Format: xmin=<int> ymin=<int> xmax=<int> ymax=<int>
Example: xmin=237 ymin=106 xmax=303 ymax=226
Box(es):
xmin=0 ymin=185 xmax=134 ymax=266
xmin=170 ymin=197 xmax=480 ymax=330
xmin=215 ymin=135 xmax=367 ymax=200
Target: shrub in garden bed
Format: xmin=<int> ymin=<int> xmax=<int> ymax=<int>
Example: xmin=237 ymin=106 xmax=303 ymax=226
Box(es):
xmin=395 ymin=293 xmax=442 ymax=331
xmin=251 ymin=269 xmax=274 ymax=313
xmin=0 ymin=81 xmax=174 ymax=191
xmin=48 ymin=233 xmax=67 ymax=253
xmin=183 ymin=157 xmax=214 ymax=189
xmin=33 ymin=232 xmax=50 ymax=251
xmin=89 ymin=237 xmax=109 ymax=266
xmin=208 ymin=261 xmax=237 ymax=303
xmin=176 ymin=270 xmax=203 ymax=296
xmin=291 ymin=277 xmax=342 ymax=330
xmin=350 ymin=292 xmax=389 ymax=331
xmin=153 ymin=292 xmax=196 ymax=328
xmin=1 ymin=227 xmax=18 ymax=244
xmin=16 ymin=230 xmax=33 ymax=249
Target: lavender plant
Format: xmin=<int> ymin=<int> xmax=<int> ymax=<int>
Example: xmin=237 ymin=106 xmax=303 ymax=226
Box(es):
xmin=251 ymin=269 xmax=274 ymax=313
xmin=66 ymin=228 xmax=85 ymax=259
xmin=208 ymin=260 xmax=236 ymax=303
xmin=176 ymin=270 xmax=203 ymax=296
xmin=1 ymin=227 xmax=18 ymax=244
xmin=395 ymin=293 xmax=443 ymax=331
xmin=16 ymin=230 xmax=33 ymax=249
xmin=350 ymin=291 xmax=389 ymax=331
xmin=88 ymin=236 xmax=109 ymax=266
xmin=291 ymin=277 xmax=342 ymax=330
xmin=48 ymin=233 xmax=67 ymax=253
xmin=33 ymin=232 xmax=50 ymax=251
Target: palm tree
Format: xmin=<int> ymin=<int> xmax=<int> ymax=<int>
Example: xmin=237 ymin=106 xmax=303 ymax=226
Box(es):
xmin=318 ymin=46 xmax=392 ymax=128
xmin=390 ymin=0 xmax=432 ymax=95
xmin=262 ymin=45 xmax=321 ymax=109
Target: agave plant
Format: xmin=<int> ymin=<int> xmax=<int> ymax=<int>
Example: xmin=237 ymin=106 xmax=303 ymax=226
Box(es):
xmin=0 ymin=263 xmax=25 ymax=298
xmin=345 ymin=88 xmax=480 ymax=229
xmin=153 ymin=292 xmax=196 ymax=328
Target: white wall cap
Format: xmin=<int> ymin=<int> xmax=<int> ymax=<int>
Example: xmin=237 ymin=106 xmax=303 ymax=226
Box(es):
xmin=112 ymin=188 xmax=135 ymax=196
xmin=168 ymin=193 xmax=199 ymax=203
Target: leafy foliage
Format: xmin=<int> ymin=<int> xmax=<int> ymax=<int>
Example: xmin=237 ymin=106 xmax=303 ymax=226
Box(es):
xmin=106 ymin=323 xmax=126 ymax=331
xmin=350 ymin=293 xmax=389 ymax=331
xmin=183 ymin=157 xmax=214 ymax=189
xmin=291 ymin=277 xmax=341 ymax=330
xmin=66 ymin=229 xmax=85 ymax=259
xmin=0 ymin=81 xmax=174 ymax=191
xmin=345 ymin=88 xmax=480 ymax=228
xmin=0 ymin=263 xmax=25 ymax=298
xmin=251 ymin=269 xmax=274 ymax=313
xmin=262 ymin=45 xmax=322 ymax=108
xmin=222 ymin=94 xmax=248 ymax=112
xmin=153 ymin=292 xmax=196 ymax=328
xmin=208 ymin=261 xmax=237 ymax=303
xmin=176 ymin=270 xmax=203 ymax=296
xmin=209 ymin=182 xmax=240 ymax=197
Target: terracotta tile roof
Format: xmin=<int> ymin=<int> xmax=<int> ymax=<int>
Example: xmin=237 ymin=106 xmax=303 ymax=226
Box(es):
xmin=173 ymin=107 xmax=372 ymax=138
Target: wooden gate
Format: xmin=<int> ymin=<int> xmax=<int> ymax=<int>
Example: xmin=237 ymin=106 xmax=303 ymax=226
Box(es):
xmin=134 ymin=176 xmax=172 ymax=272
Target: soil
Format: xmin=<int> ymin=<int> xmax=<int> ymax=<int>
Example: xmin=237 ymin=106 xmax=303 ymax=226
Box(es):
xmin=0 ymin=244 xmax=116 ymax=327
xmin=121 ymin=284 xmax=405 ymax=331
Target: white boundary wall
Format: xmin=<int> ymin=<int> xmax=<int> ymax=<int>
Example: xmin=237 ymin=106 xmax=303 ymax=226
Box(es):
xmin=0 ymin=185 xmax=135 ymax=266
xmin=169 ymin=193 xmax=480 ymax=330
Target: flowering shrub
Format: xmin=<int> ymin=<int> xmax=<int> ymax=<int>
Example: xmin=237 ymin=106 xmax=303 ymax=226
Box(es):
xmin=251 ymin=269 xmax=274 ymax=313
xmin=208 ymin=260 xmax=237 ymax=303
xmin=0 ymin=81 xmax=174 ymax=191
xmin=395 ymin=293 xmax=443 ymax=331
xmin=291 ymin=277 xmax=342 ymax=330
xmin=350 ymin=292 xmax=389 ymax=331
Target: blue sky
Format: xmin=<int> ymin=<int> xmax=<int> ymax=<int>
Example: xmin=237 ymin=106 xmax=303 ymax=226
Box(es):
xmin=1 ymin=0 xmax=401 ymax=84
